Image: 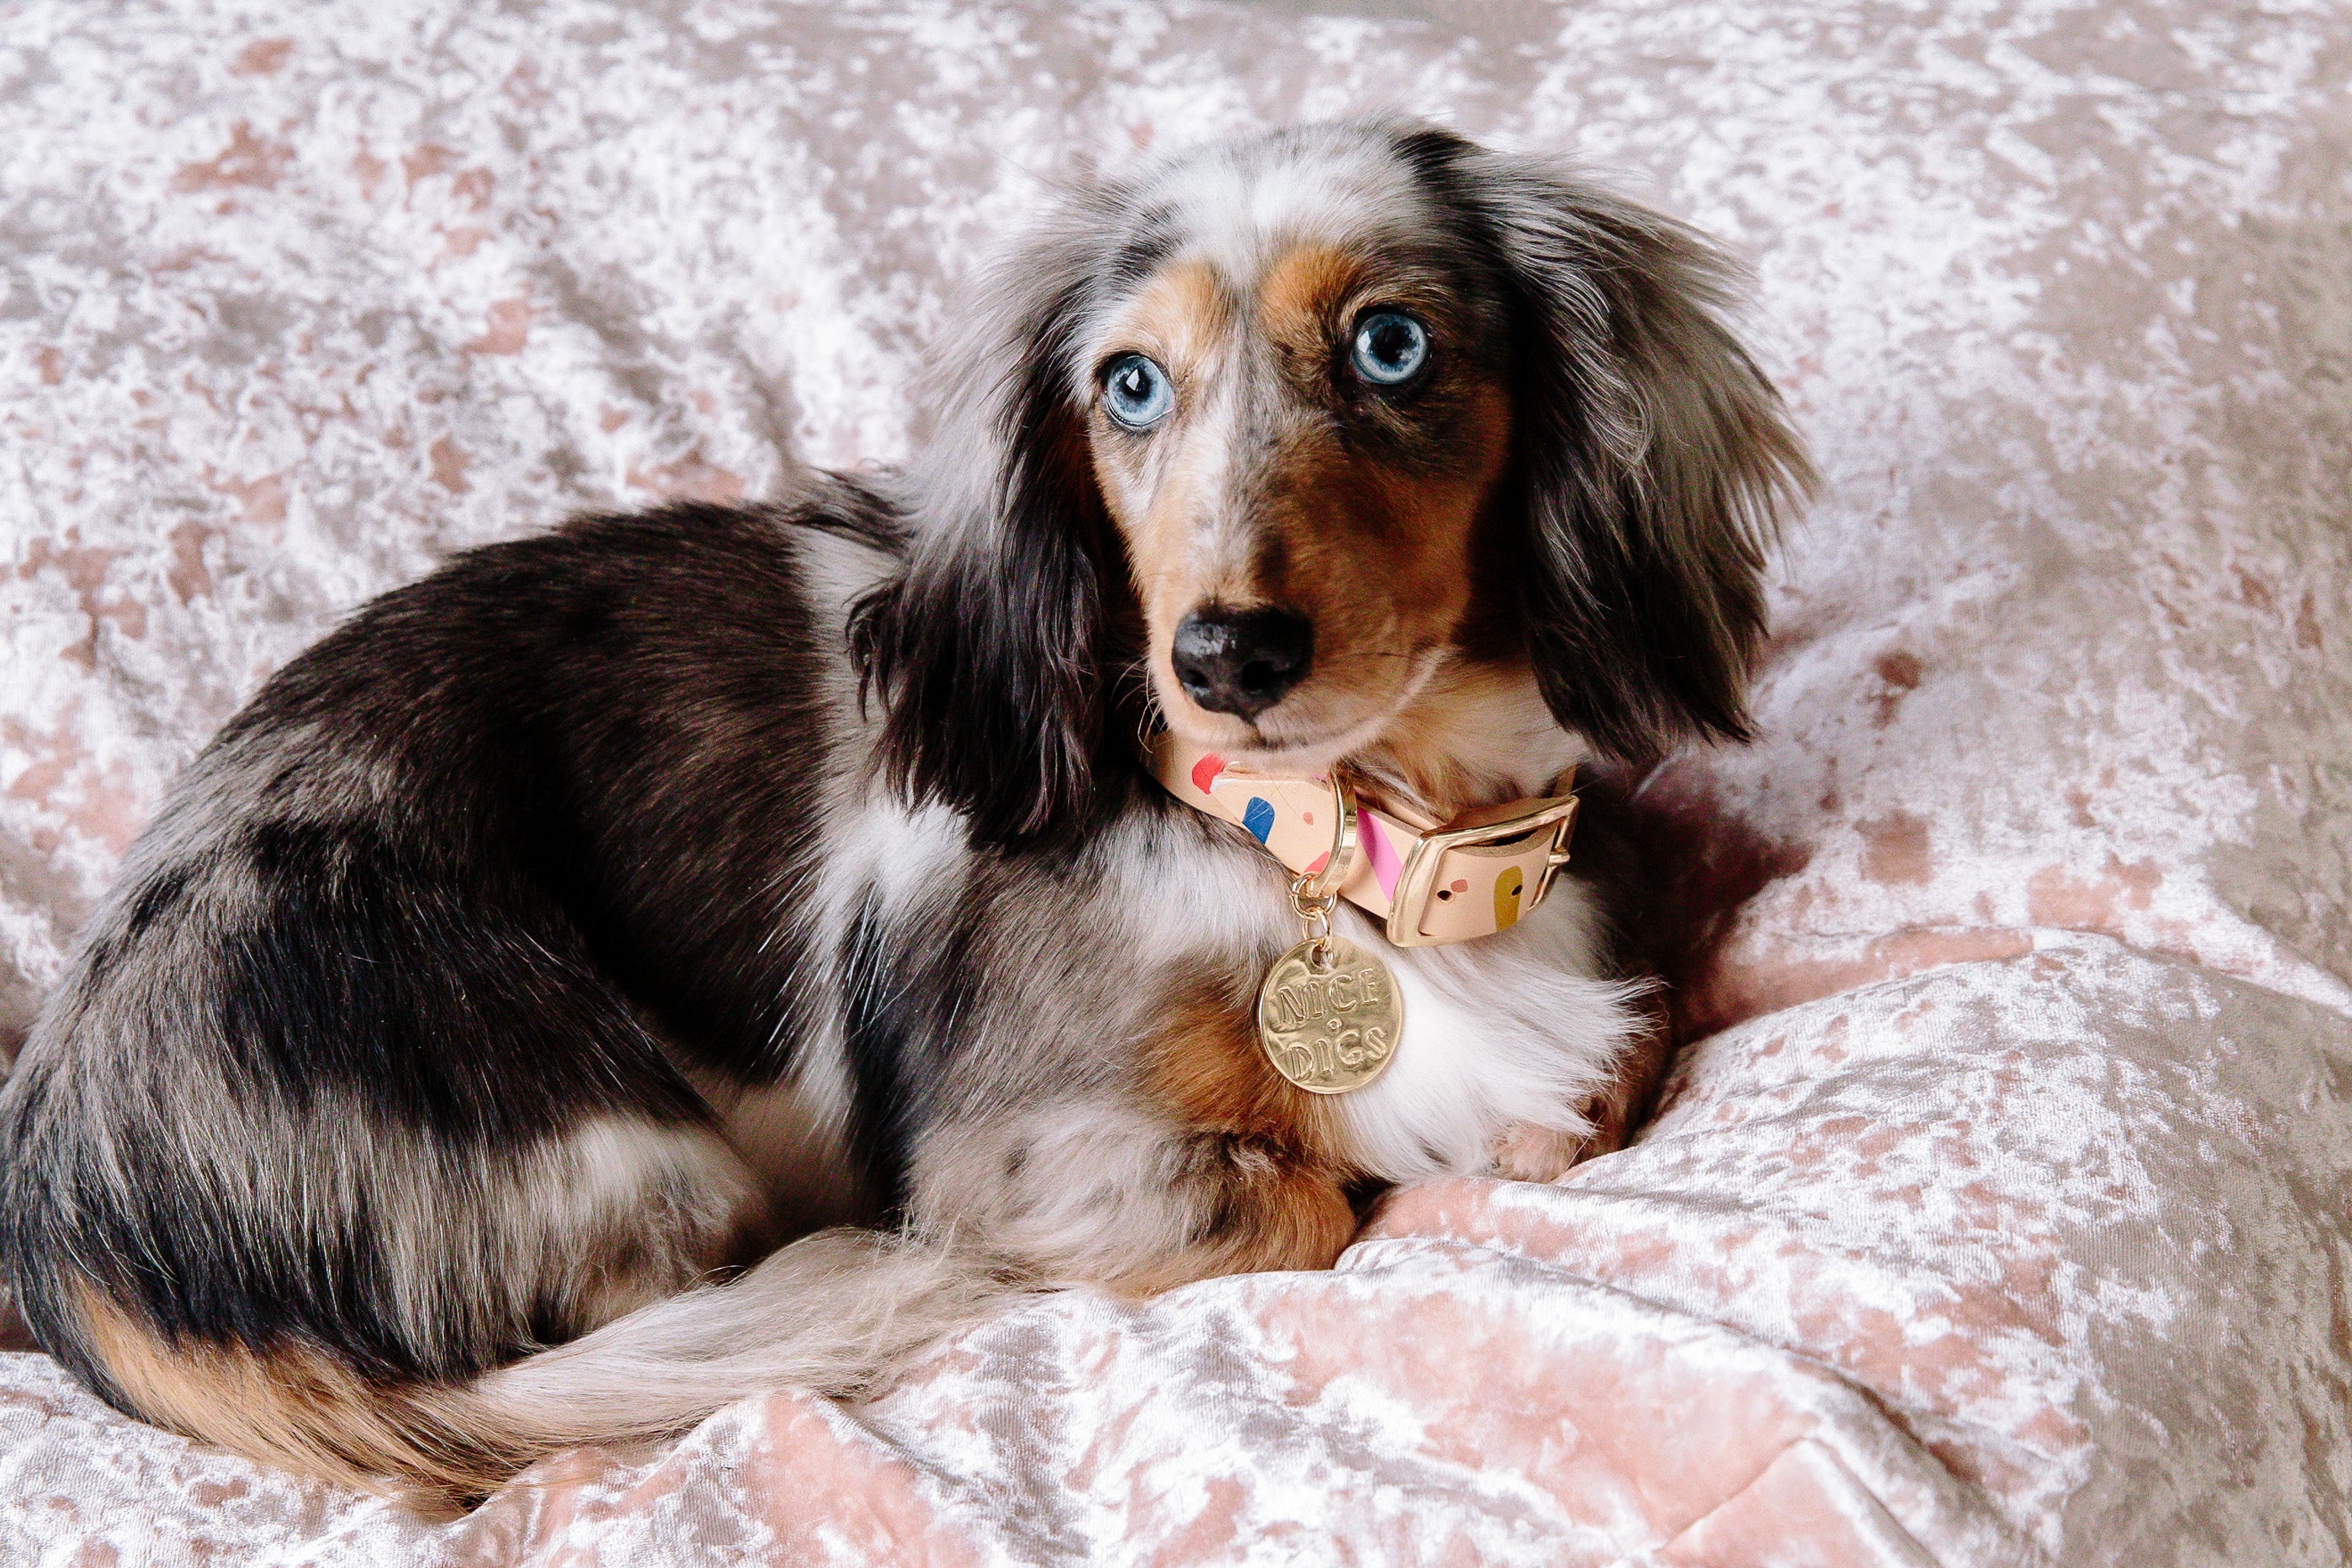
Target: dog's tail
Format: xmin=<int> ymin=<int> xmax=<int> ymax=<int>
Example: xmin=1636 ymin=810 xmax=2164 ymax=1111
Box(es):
xmin=73 ymin=1229 xmax=1008 ymax=1512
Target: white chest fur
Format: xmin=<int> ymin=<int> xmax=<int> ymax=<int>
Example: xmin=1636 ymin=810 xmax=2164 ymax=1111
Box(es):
xmin=1329 ymin=878 xmax=1642 ymax=1180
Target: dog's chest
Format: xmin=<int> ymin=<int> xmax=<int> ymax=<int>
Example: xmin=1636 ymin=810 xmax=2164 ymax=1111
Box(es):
xmin=1113 ymin=817 xmax=1627 ymax=1180
xmin=1322 ymin=890 xmax=1625 ymax=1180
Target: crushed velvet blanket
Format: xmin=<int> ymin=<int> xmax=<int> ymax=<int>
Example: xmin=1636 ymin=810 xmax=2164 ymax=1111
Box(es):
xmin=4 ymin=1 xmax=2348 ymax=1563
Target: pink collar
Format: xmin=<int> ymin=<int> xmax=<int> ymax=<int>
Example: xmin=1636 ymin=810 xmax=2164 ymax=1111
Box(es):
xmin=1147 ymin=732 xmax=1579 ymax=948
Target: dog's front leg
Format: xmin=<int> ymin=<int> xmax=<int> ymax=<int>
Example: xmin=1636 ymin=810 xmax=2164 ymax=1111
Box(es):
xmin=909 ymin=979 xmax=1363 ymax=1294
xmin=1489 ymin=996 xmax=1673 ymax=1181
xmin=910 ymin=1107 xmax=1357 ymax=1296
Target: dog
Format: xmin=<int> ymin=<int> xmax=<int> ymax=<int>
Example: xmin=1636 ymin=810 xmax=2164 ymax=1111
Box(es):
xmin=0 ymin=121 xmax=1809 ymax=1507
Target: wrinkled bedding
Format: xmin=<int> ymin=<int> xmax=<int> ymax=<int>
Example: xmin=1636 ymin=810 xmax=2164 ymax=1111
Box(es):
xmin=4 ymin=1 xmax=2349 ymax=1563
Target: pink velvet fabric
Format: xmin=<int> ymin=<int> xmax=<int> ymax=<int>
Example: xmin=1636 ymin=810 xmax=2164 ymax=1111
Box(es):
xmin=4 ymin=1 xmax=2349 ymax=1563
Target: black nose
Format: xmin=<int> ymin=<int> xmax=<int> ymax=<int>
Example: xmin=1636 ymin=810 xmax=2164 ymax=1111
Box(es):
xmin=1170 ymin=605 xmax=1314 ymax=720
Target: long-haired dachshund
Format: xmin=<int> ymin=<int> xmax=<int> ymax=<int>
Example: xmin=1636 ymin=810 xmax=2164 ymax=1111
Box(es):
xmin=1 ymin=121 xmax=1809 ymax=1506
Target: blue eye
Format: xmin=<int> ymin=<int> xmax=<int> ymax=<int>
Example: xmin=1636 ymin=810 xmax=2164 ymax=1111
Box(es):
xmin=1351 ymin=311 xmax=1428 ymax=385
xmin=1103 ymin=354 xmax=1174 ymax=429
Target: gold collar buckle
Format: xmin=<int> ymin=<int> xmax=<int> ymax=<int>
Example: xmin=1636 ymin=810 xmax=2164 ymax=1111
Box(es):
xmin=1382 ymin=788 xmax=1580 ymax=949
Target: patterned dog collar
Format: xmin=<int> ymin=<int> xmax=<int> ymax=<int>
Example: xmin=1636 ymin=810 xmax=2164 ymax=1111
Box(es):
xmin=1147 ymin=731 xmax=1579 ymax=948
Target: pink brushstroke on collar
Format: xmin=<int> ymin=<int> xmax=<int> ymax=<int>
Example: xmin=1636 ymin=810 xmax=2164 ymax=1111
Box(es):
xmin=1360 ymin=812 xmax=1403 ymax=900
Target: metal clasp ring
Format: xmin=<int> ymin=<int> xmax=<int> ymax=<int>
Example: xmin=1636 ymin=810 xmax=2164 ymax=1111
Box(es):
xmin=1297 ymin=773 xmax=1360 ymax=903
xmin=1288 ymin=871 xmax=1335 ymax=969
xmin=1286 ymin=774 xmax=1360 ymax=971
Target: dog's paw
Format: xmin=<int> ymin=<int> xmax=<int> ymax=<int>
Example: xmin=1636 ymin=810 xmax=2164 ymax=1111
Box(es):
xmin=1487 ymin=1120 xmax=1592 ymax=1183
xmin=1490 ymin=1007 xmax=1674 ymax=1182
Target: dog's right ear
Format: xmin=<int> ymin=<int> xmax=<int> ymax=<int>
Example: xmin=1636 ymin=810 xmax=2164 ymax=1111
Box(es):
xmin=1398 ymin=127 xmax=1815 ymax=763
xmin=849 ymin=192 xmax=1123 ymax=848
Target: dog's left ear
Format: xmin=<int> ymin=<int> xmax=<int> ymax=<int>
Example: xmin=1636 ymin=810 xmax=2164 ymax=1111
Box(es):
xmin=1409 ymin=129 xmax=1815 ymax=761
xmin=850 ymin=191 xmax=1124 ymax=847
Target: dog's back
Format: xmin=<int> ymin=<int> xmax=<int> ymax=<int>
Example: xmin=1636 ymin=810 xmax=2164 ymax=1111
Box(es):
xmin=0 ymin=484 xmax=961 ymax=1500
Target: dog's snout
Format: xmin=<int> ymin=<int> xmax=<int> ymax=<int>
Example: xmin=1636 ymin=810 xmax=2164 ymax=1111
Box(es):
xmin=1170 ymin=606 xmax=1314 ymax=720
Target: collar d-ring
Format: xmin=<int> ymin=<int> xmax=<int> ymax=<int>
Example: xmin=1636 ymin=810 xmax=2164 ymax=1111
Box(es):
xmin=1296 ymin=773 xmax=1360 ymax=903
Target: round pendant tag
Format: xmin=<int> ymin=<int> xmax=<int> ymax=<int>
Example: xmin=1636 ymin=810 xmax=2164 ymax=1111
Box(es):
xmin=1255 ymin=937 xmax=1404 ymax=1095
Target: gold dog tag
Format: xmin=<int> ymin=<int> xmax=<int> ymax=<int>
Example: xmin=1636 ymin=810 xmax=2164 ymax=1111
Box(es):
xmin=1256 ymin=936 xmax=1404 ymax=1094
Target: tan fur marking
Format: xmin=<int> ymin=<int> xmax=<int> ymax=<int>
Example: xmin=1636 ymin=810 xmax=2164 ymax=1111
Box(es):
xmin=1122 ymin=976 xmax=1361 ymax=1287
xmin=1104 ymin=428 xmax=1209 ymax=638
xmin=71 ymin=1283 xmax=519 ymax=1512
xmin=1232 ymin=378 xmax=1510 ymax=750
xmin=1090 ymin=259 xmax=1236 ymax=635
xmin=1257 ymin=242 xmax=1365 ymax=352
xmin=1106 ymin=259 xmax=1231 ymax=380
xmin=1143 ymin=973 xmax=1344 ymax=1164
xmin=77 ymin=1283 xmax=389 ymax=1492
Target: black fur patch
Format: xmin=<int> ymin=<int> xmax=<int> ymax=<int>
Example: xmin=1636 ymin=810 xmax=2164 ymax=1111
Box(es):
xmin=3 ymin=479 xmax=906 ymax=1393
xmin=120 ymin=866 xmax=191 ymax=940
xmin=837 ymin=888 xmax=920 ymax=1210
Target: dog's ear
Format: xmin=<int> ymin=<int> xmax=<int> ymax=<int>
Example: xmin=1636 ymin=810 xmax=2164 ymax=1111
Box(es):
xmin=1409 ymin=128 xmax=1815 ymax=761
xmin=849 ymin=193 xmax=1123 ymax=847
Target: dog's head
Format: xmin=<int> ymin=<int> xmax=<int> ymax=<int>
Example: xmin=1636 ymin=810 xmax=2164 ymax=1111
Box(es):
xmin=857 ymin=122 xmax=1812 ymax=845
